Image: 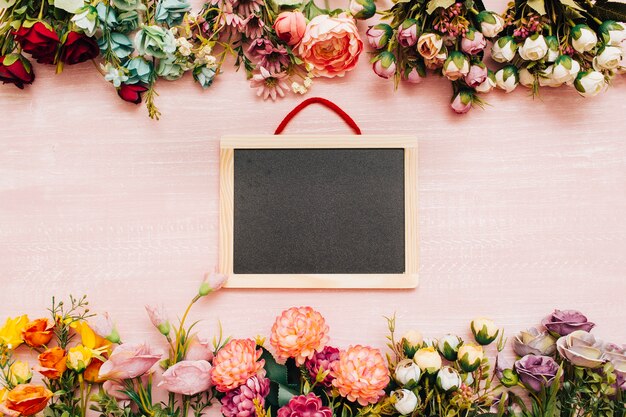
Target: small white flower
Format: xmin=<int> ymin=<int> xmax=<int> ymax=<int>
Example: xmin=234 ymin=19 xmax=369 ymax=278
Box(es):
xmin=593 ymin=45 xmax=622 ymax=70
xmin=303 ymin=77 xmax=312 ymax=88
xmin=495 ymin=65 xmax=519 ymax=93
xmin=478 ymin=12 xmax=505 ymax=38
xmin=571 ymin=24 xmax=598 ymax=53
xmin=176 ymin=37 xmax=193 ymax=57
xmin=392 ymin=389 xmax=418 ymax=415
xmin=291 ymin=82 xmax=307 ymax=94
xmin=71 ymin=7 xmax=97 ymax=37
xmin=538 ymin=66 xmax=562 ymax=88
xmin=491 ymin=37 xmax=517 ymax=63
xmin=574 ymin=70 xmax=607 ymax=97
xmin=102 ymin=64 xmax=129 ymax=88
xmin=395 ymin=358 xmax=421 ymax=385
xmin=552 ymin=56 xmax=581 ymax=85
xmin=518 ymin=34 xmax=548 ymax=61
xmin=518 ymin=67 xmax=535 ymax=88
xmin=436 ymin=366 xmax=462 ymax=392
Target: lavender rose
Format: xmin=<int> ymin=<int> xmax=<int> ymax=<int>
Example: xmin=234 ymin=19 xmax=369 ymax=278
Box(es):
xmin=514 ymin=355 xmax=560 ymax=392
xmin=556 ymin=330 xmax=605 ymax=368
xmin=541 ymin=310 xmax=595 ymax=336
xmin=603 ymin=343 xmax=626 ymax=364
xmin=513 ymin=328 xmax=557 ymax=357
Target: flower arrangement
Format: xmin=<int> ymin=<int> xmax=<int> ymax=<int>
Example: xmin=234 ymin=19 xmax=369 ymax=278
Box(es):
xmin=0 ymin=0 xmax=364 ymax=118
xmin=0 ymin=281 xmax=625 ymax=417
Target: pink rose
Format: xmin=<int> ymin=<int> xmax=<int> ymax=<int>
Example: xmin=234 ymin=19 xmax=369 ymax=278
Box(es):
xmin=298 ymin=14 xmax=363 ymax=78
xmin=158 ymin=360 xmax=212 ymax=396
xmin=372 ymin=51 xmax=396 ymax=79
xmin=450 ymin=91 xmax=472 ymax=114
xmin=402 ymin=66 xmax=424 ymax=84
xmin=464 ymin=64 xmax=488 ymax=87
xmin=461 ymin=30 xmax=487 ymax=55
xmin=98 ymin=343 xmax=162 ymax=380
xmin=186 ymin=335 xmax=214 ymax=362
xmin=273 ymin=11 xmax=307 ymax=46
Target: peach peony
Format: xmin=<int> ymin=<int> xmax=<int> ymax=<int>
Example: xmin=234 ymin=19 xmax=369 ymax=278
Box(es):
xmin=270 ymin=307 xmax=329 ymax=366
xmin=298 ymin=13 xmax=363 ymax=78
xmin=212 ymin=339 xmax=265 ymax=392
xmin=331 ymin=345 xmax=390 ymax=406
xmin=5 ymin=384 xmax=53 ymax=416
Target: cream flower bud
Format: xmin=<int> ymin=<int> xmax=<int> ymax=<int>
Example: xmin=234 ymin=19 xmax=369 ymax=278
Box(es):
xmin=538 ymin=66 xmax=562 ymax=88
xmin=436 ymin=366 xmax=462 ymax=392
xmin=477 ymin=11 xmax=505 ymax=37
xmin=574 ymin=70 xmax=606 ymax=97
xmin=413 ymin=347 xmax=442 ymax=373
xmin=442 ymin=51 xmax=470 ymax=80
xmin=475 ymin=70 xmax=496 ymax=93
xmin=491 ymin=36 xmax=517 ymax=63
xmin=552 ymin=55 xmax=580 ymax=84
xmin=599 ymin=20 xmax=626 ymax=46
xmin=392 ymin=389 xmax=418 ymax=415
xmin=495 ymin=65 xmax=519 ymax=93
xmin=401 ymin=330 xmax=423 ymax=357
xmin=545 ymin=36 xmax=559 ymax=62
xmin=471 ymin=318 xmax=499 ymax=345
xmin=571 ymin=24 xmax=598 ymax=53
xmin=518 ymin=67 xmax=535 ymax=88
xmin=518 ymin=34 xmax=548 ymax=61
xmin=458 ymin=343 xmax=484 ymax=372
xmin=395 ymin=358 xmax=421 ymax=385
xmin=437 ymin=334 xmax=462 ymax=361
xmin=593 ymin=45 xmax=622 ymax=70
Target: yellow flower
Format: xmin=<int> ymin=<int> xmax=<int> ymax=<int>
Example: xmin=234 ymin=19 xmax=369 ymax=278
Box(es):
xmin=71 ymin=321 xmax=111 ymax=351
xmin=9 ymin=361 xmax=32 ymax=385
xmin=66 ymin=345 xmax=93 ymax=372
xmin=0 ymin=315 xmax=30 ymax=349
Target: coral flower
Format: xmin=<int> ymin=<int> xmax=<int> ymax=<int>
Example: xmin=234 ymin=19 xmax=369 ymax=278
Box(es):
xmin=331 ymin=345 xmax=390 ymax=406
xmin=5 ymin=384 xmax=53 ymax=416
xmin=270 ymin=307 xmax=329 ymax=366
xmin=22 ymin=318 xmax=54 ymax=348
xmin=212 ymin=339 xmax=265 ymax=392
xmin=35 ymin=347 xmax=67 ymax=380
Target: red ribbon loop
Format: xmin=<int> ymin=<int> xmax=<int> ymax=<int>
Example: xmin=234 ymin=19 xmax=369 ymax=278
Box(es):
xmin=274 ymin=97 xmax=362 ymax=135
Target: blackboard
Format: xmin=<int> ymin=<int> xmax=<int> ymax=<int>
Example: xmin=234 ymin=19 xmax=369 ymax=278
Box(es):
xmin=219 ymin=136 xmax=418 ymax=288
xmin=233 ymin=149 xmax=405 ymax=274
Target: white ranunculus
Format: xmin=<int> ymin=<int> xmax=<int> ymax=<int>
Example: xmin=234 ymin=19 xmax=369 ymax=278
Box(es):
xmin=491 ymin=37 xmax=517 ymax=63
xmin=395 ymin=358 xmax=421 ymax=385
xmin=413 ymin=347 xmax=442 ymax=373
xmin=574 ymin=70 xmax=606 ymax=97
xmin=475 ymin=71 xmax=496 ymax=93
xmin=538 ymin=66 xmax=562 ymax=88
xmin=518 ymin=67 xmax=535 ymax=88
xmin=54 ymin=0 xmax=84 ymax=12
xmin=571 ymin=24 xmax=598 ymax=53
xmin=436 ymin=366 xmax=462 ymax=392
xmin=552 ymin=56 xmax=580 ymax=84
xmin=392 ymin=389 xmax=418 ymax=415
xmin=593 ymin=45 xmax=623 ymax=70
xmin=518 ymin=34 xmax=549 ymax=61
xmin=495 ymin=65 xmax=519 ymax=93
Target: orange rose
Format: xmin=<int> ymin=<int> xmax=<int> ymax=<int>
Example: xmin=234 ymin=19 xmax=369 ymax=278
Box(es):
xmin=83 ymin=358 xmax=104 ymax=383
xmin=22 ymin=319 xmax=54 ymax=348
xmin=5 ymin=384 xmax=52 ymax=416
xmin=35 ymin=347 xmax=67 ymax=380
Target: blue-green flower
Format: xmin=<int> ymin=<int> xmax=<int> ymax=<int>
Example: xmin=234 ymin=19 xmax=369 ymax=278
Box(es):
xmin=155 ymin=0 xmax=191 ymax=27
xmin=96 ymin=3 xmax=118 ymax=29
xmin=115 ymin=10 xmax=140 ymax=33
xmin=134 ymin=25 xmax=176 ymax=59
xmin=112 ymin=0 xmax=144 ymax=11
xmin=156 ymin=58 xmax=186 ymax=80
xmin=124 ymin=57 xmax=154 ymax=84
xmin=193 ymin=65 xmax=216 ymax=89
xmin=98 ymin=32 xmax=133 ymax=59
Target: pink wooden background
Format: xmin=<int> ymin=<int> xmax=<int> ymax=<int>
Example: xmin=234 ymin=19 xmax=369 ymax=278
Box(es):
xmin=1 ymin=0 xmax=625 ymax=353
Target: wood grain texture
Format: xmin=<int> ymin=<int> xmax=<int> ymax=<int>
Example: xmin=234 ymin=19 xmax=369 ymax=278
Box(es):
xmin=0 ymin=0 xmax=625 ymax=353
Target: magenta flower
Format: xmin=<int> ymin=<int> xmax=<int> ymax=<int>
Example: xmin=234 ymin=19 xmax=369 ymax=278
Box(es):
xmin=277 ymin=394 xmax=332 ymax=417
xmin=221 ymin=375 xmax=270 ymax=417
xmin=305 ymin=346 xmax=340 ymax=387
xmin=514 ymin=355 xmax=560 ymax=392
xmin=250 ymin=67 xmax=289 ymax=100
xmin=247 ymin=40 xmax=289 ymax=73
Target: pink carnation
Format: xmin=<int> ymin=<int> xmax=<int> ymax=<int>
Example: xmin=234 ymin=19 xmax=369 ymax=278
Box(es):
xmin=331 ymin=345 xmax=390 ymax=406
xmin=270 ymin=307 xmax=329 ymax=366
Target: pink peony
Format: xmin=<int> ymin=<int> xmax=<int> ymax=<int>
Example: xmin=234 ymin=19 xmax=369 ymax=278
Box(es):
xmin=277 ymin=393 xmax=332 ymax=417
xmin=98 ymin=343 xmax=162 ymax=380
xmin=270 ymin=307 xmax=329 ymax=366
xmin=212 ymin=339 xmax=265 ymax=392
xmin=298 ymin=14 xmax=363 ymax=78
xmin=304 ymin=346 xmax=340 ymax=387
xmin=331 ymin=345 xmax=390 ymax=406
xmin=186 ymin=335 xmax=214 ymax=362
xmin=273 ymin=11 xmax=307 ymax=46
xmin=221 ymin=375 xmax=270 ymax=417
xmin=158 ymin=360 xmax=212 ymax=395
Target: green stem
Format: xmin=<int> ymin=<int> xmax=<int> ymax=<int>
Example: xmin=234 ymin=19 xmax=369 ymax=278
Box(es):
xmin=38 ymin=0 xmax=46 ymax=20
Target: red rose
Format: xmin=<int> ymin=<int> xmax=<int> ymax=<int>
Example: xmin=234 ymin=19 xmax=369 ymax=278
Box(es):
xmin=0 ymin=54 xmax=35 ymax=89
xmin=61 ymin=32 xmax=100 ymax=65
xmin=117 ymin=83 xmax=149 ymax=104
xmin=13 ymin=22 xmax=60 ymax=64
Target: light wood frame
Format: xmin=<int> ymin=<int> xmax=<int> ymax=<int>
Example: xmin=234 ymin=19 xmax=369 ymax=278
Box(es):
xmin=219 ymin=135 xmax=418 ymax=288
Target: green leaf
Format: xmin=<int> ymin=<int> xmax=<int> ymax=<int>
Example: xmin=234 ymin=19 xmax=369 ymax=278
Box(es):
xmin=260 ymin=347 xmax=289 ymax=385
xmin=275 ymin=0 xmax=300 ymax=6
xmin=426 ymin=0 xmax=455 ymax=14
xmin=277 ymin=383 xmax=298 ymax=407
xmin=593 ymin=1 xmax=626 ymax=21
xmin=527 ymin=0 xmax=546 ymax=14
xmin=559 ymin=0 xmax=584 ymax=11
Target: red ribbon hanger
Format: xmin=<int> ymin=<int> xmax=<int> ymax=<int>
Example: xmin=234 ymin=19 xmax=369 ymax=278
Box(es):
xmin=274 ymin=97 xmax=362 ymax=135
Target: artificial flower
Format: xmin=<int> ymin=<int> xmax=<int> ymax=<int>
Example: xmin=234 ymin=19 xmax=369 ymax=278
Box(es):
xmin=102 ymin=63 xmax=129 ymax=87
xmin=574 ymin=71 xmax=606 ymax=97
xmin=372 ymin=51 xmax=396 ymax=79
xmin=542 ymin=310 xmax=596 ymax=336
xmin=270 ymin=307 xmax=329 ymax=366
xmin=98 ymin=343 xmax=162 ymax=379
xmin=102 ymin=380 xmax=130 ymax=400
xmin=514 ymin=355 xmax=560 ymax=392
xmin=0 ymin=315 xmax=29 ymax=349
xmin=304 ymin=345 xmax=340 ymax=387
xmin=495 ymin=65 xmax=519 ymax=93
xmin=491 ymin=36 xmax=517 ymax=63
xmin=0 ymin=55 xmax=35 ymax=89
xmin=461 ymin=28 xmax=486 ymax=55
xmin=366 ymin=24 xmax=393 ymax=50
xmin=61 ymin=32 xmax=100 ymax=65
xmin=513 ymin=328 xmax=556 ymax=357
xmin=185 ymin=335 xmax=214 ymax=361
xmin=9 ymin=361 xmax=32 ymax=385
xmin=475 ymin=70 xmax=496 ymax=93
xmin=277 ymin=393 xmax=332 ymax=417
xmin=556 ymin=330 xmax=605 ymax=368
xmin=436 ymin=366 xmax=462 ymax=392
xmin=156 ymin=58 xmax=185 ymax=80
xmin=417 ymin=33 xmax=443 ymax=59
xmin=211 ymin=338 xmax=264 ymax=392
xmin=13 ymin=22 xmax=60 ymax=64
xmin=331 ymin=345 xmax=390 ymax=406
xmin=249 ymin=67 xmax=289 ymax=101
xmin=221 ymin=375 xmax=270 ymax=417
xmin=98 ymin=33 xmax=134 ymax=59
xmin=402 ymin=65 xmax=425 ymax=83
xmin=134 ymin=25 xmax=176 ymax=59
xmin=442 ymin=51 xmax=470 ymax=81
xmin=458 ymin=344 xmax=484 ymax=372
xmin=54 ymin=0 xmax=84 ymax=13
xmin=571 ymin=24 xmax=598 ymax=53
xmin=413 ymin=347 xmax=442 ymax=373
xmin=4 ymin=385 xmax=53 ymax=417
xmin=158 ymin=360 xmax=212 ymax=395
xmin=598 ymin=20 xmax=626 ymax=46
xmin=464 ymin=64 xmax=488 ymax=88
xmin=90 ymin=312 xmax=121 ymax=344
xmin=35 ymin=347 xmax=67 ymax=379
xmin=518 ymin=34 xmax=548 ymax=61
xmin=72 ymin=6 xmax=99 ymax=37
xmin=193 ymin=65 xmax=217 ymax=89
xmin=273 ymin=11 xmax=307 ymax=46
xmin=117 ymin=82 xmax=149 ymax=104
xmin=155 ymin=0 xmax=191 ymax=27
xmin=397 ymin=19 xmax=419 ymax=48
xmin=394 ymin=358 xmax=421 ymax=385
xmin=437 ymin=334 xmax=462 ymax=361
xmin=349 ymin=0 xmax=376 ymax=20
xmin=401 ymin=330 xmax=423 ymax=357
xmin=84 ymin=359 xmax=105 ymax=383
xmin=471 ymin=318 xmax=499 ymax=345
xmin=66 ymin=345 xmax=94 ymax=372
xmin=476 ymin=11 xmax=505 ymax=37
xmin=593 ymin=45 xmax=622 ymax=70
xmin=391 ymin=389 xmax=418 ymax=415
xmin=198 ymin=272 xmax=228 ymax=296
xmin=551 ymin=55 xmax=580 ymax=84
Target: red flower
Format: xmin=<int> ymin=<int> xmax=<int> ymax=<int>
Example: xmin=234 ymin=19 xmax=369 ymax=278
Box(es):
xmin=13 ymin=22 xmax=60 ymax=64
xmin=117 ymin=83 xmax=149 ymax=104
xmin=61 ymin=32 xmax=100 ymax=65
xmin=0 ymin=54 xmax=35 ymax=89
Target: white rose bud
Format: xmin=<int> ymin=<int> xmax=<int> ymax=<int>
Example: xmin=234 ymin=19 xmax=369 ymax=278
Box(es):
xmin=539 ymin=66 xmax=562 ymax=88
xmin=395 ymin=358 xmax=422 ymax=385
xmin=392 ymin=389 xmax=418 ymax=415
xmin=437 ymin=334 xmax=462 ymax=361
xmin=599 ymin=21 xmax=626 ymax=46
xmin=518 ymin=34 xmax=549 ymax=61
xmin=471 ymin=317 xmax=499 ymax=345
xmin=571 ymin=24 xmax=598 ymax=53
xmin=593 ymin=45 xmax=623 ymax=70
xmin=495 ymin=65 xmax=519 ymax=93
xmin=574 ymin=70 xmax=607 ymax=97
xmin=477 ymin=11 xmax=505 ymax=38
xmin=551 ymin=55 xmax=580 ymax=84
xmin=413 ymin=347 xmax=442 ymax=373
xmin=475 ymin=70 xmax=496 ymax=93
xmin=518 ymin=67 xmax=535 ymax=88
xmin=491 ymin=36 xmax=517 ymax=63
xmin=442 ymin=51 xmax=470 ymax=80
xmin=545 ymin=36 xmax=560 ymax=62
xmin=436 ymin=366 xmax=462 ymax=392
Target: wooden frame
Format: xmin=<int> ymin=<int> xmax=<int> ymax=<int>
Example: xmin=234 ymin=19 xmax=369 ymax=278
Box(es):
xmin=219 ymin=135 xmax=418 ymax=288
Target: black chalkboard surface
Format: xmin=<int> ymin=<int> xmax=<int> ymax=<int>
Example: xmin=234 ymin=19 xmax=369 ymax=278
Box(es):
xmin=233 ymin=149 xmax=405 ymax=274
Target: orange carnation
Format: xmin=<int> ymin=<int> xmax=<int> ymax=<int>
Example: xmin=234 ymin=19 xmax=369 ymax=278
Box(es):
xmin=270 ymin=307 xmax=329 ymax=366
xmin=35 ymin=347 xmax=67 ymax=380
xmin=5 ymin=384 xmax=52 ymax=416
xmin=22 ymin=318 xmax=54 ymax=348
xmin=331 ymin=345 xmax=390 ymax=406
xmin=211 ymin=339 xmax=264 ymax=392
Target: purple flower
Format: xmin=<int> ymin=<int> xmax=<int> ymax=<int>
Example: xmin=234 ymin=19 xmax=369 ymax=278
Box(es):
xmin=514 ymin=355 xmax=560 ymax=392
xmin=221 ymin=375 xmax=270 ymax=417
xmin=247 ymin=40 xmax=289 ymax=73
xmin=242 ymin=15 xmax=265 ymax=39
xmin=542 ymin=310 xmax=595 ymax=336
xmin=304 ymin=346 xmax=340 ymax=387
xmin=277 ymin=393 xmax=332 ymax=417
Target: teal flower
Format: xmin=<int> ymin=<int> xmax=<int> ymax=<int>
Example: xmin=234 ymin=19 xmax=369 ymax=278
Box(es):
xmin=115 ymin=10 xmax=140 ymax=33
xmin=193 ymin=65 xmax=216 ymax=88
xmin=112 ymin=0 xmax=145 ymax=11
xmin=98 ymin=32 xmax=133 ymax=59
xmin=134 ymin=25 xmax=176 ymax=58
xmin=155 ymin=0 xmax=191 ymax=27
xmin=156 ymin=58 xmax=186 ymax=80
xmin=96 ymin=3 xmax=118 ymax=29
xmin=124 ymin=57 xmax=154 ymax=84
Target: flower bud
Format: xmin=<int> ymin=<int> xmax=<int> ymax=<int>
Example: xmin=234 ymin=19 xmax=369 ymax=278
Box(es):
xmin=571 ymin=24 xmax=598 ymax=53
xmin=91 ymin=312 xmax=121 ymax=344
xmin=518 ymin=67 xmax=535 ymax=88
xmin=471 ymin=318 xmax=499 ymax=345
xmin=461 ymin=28 xmax=486 ymax=55
xmin=593 ymin=45 xmax=622 ymax=70
xmin=495 ymin=65 xmax=519 ymax=93
xmin=574 ymin=70 xmax=606 ymax=97
xmin=475 ymin=70 xmax=496 ymax=93
xmin=413 ymin=347 xmax=442 ymax=373
xmin=458 ymin=343 xmax=484 ymax=372
xmin=464 ymin=63 xmax=488 ymax=88
xmin=598 ymin=20 xmax=626 ymax=46
xmin=442 ymin=51 xmax=470 ymax=81
xmin=401 ymin=330 xmax=423 ymax=357
xmin=395 ymin=358 xmax=421 ymax=386
xmin=500 ymin=368 xmax=519 ymax=387
xmin=372 ymin=51 xmax=396 ymax=79
xmin=518 ymin=33 xmax=548 ymax=61
xmin=9 ymin=361 xmax=32 ymax=385
xmin=417 ymin=32 xmax=443 ymax=59
xmin=392 ymin=389 xmax=418 ymax=415
xmin=199 ymin=271 xmax=228 ymax=296
xmin=66 ymin=345 xmax=93 ymax=372
xmin=552 ymin=55 xmax=580 ymax=84
xmin=402 ymin=64 xmax=426 ymax=83
xmin=397 ymin=19 xmax=419 ymax=47
xmin=366 ymin=24 xmax=393 ymax=50
xmin=545 ymin=35 xmax=559 ymax=62
xmin=349 ymin=0 xmax=376 ymax=20
xmin=436 ymin=366 xmax=462 ymax=392
xmin=145 ymin=304 xmax=171 ymax=336
xmin=538 ymin=65 xmax=562 ymax=88
xmin=491 ymin=36 xmax=517 ymax=63
xmin=476 ymin=11 xmax=505 ymax=38
xmin=437 ymin=334 xmax=462 ymax=361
